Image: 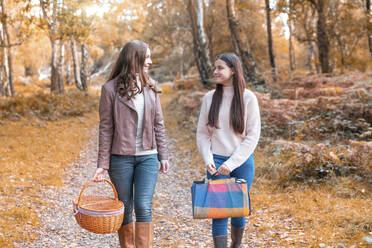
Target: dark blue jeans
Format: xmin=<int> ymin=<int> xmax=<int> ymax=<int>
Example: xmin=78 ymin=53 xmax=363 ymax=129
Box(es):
xmin=108 ymin=154 xmax=158 ymax=225
xmin=207 ymin=154 xmax=255 ymax=236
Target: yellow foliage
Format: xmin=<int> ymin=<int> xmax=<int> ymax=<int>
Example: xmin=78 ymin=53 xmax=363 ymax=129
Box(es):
xmin=160 ymin=83 xmax=174 ymax=94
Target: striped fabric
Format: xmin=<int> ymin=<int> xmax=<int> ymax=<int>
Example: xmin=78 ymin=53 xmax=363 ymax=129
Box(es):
xmin=191 ymin=178 xmax=250 ymax=219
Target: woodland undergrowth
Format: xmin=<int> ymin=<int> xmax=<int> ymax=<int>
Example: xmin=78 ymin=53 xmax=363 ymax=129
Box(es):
xmin=0 ymin=84 xmax=99 ymax=247
xmin=161 ymin=72 xmax=372 ymax=247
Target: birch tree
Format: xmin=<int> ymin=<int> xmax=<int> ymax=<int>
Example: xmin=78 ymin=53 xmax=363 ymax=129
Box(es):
xmin=226 ymin=0 xmax=262 ymax=84
xmin=187 ymin=0 xmax=213 ymax=85
xmin=80 ymin=43 xmax=88 ymax=91
xmin=265 ymin=0 xmax=277 ymax=81
xmin=40 ymin=0 xmax=63 ymax=93
xmin=0 ymin=0 xmax=32 ymax=96
xmin=278 ymin=0 xmax=296 ymax=72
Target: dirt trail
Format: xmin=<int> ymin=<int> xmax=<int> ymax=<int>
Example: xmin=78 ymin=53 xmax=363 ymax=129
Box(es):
xmin=14 ymin=124 xmax=272 ymax=248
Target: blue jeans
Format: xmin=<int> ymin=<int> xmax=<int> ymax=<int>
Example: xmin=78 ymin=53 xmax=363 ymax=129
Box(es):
xmin=108 ymin=154 xmax=158 ymax=225
xmin=207 ymin=154 xmax=255 ymax=236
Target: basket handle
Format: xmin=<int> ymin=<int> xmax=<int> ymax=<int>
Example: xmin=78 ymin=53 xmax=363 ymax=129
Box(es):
xmin=76 ymin=179 xmax=119 ymax=209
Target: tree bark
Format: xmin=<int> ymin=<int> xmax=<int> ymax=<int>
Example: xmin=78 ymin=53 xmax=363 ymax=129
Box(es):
xmin=40 ymin=0 xmax=62 ymax=93
xmin=315 ymin=0 xmax=331 ymax=73
xmin=265 ymin=0 xmax=277 ymax=81
xmin=1 ymin=0 xmax=14 ymax=96
xmin=367 ymin=0 xmax=372 ymax=57
xmin=80 ymin=43 xmax=88 ymax=91
xmin=306 ymin=42 xmax=314 ymax=73
xmin=1 ymin=38 xmax=9 ymax=96
xmin=288 ymin=18 xmax=295 ymax=72
xmin=226 ymin=0 xmax=262 ymax=84
xmin=336 ymin=35 xmax=345 ymax=73
xmin=57 ymin=40 xmax=65 ymax=93
xmin=187 ymin=0 xmax=213 ymax=85
xmin=66 ymin=49 xmax=71 ymax=86
xmin=70 ymin=38 xmax=83 ymax=90
xmin=50 ymin=39 xmax=59 ymax=91
xmin=0 ymin=23 xmax=5 ymax=97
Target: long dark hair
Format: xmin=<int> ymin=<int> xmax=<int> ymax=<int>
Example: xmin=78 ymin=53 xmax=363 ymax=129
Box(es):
xmin=207 ymin=53 xmax=245 ymax=134
xmin=108 ymin=40 xmax=155 ymax=99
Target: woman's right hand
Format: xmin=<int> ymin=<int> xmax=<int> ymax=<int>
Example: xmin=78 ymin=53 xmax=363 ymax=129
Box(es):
xmin=206 ymin=164 xmax=217 ymax=175
xmin=92 ymin=168 xmax=106 ymax=182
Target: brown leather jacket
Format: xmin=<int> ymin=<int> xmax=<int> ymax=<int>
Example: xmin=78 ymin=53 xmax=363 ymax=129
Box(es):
xmin=97 ymin=79 xmax=168 ymax=170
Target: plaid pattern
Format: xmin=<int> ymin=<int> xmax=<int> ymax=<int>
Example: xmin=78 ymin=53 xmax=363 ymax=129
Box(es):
xmin=191 ymin=178 xmax=250 ymax=219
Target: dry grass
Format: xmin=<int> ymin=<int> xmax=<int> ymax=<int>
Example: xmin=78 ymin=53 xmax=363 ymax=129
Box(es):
xmin=253 ymin=149 xmax=372 ymax=247
xmin=161 ymin=89 xmax=372 ymax=247
xmin=0 ymin=86 xmax=99 ymax=247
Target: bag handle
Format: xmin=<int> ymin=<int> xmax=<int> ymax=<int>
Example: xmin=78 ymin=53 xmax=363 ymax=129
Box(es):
xmin=203 ymin=177 xmax=246 ymax=184
xmin=76 ymin=179 xmax=119 ymax=209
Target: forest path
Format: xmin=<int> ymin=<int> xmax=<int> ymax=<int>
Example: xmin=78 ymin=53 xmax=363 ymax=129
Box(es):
xmin=13 ymin=124 xmax=272 ymax=248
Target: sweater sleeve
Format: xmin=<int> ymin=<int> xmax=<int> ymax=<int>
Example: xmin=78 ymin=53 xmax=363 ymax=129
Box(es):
xmin=223 ymin=92 xmax=261 ymax=171
xmin=196 ymin=94 xmax=214 ymax=166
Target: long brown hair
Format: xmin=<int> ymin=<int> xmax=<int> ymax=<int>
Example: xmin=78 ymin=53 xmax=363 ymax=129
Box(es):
xmin=207 ymin=53 xmax=246 ymax=134
xmin=108 ymin=40 xmax=155 ymax=99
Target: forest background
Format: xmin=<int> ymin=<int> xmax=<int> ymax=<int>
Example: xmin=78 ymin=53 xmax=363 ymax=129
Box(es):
xmin=0 ymin=0 xmax=371 ymax=247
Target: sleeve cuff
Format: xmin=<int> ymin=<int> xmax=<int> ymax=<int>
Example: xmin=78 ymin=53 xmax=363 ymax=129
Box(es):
xmin=97 ymin=161 xmax=110 ymax=170
xmin=158 ymin=153 xmax=169 ymax=161
xmin=223 ymin=160 xmax=237 ymax=172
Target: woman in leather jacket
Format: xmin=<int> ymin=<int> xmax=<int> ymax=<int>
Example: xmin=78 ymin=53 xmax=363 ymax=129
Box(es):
xmin=92 ymin=40 xmax=169 ymax=248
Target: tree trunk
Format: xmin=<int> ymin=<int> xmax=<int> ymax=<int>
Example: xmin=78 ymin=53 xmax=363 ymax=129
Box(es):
xmin=312 ymin=41 xmax=321 ymax=74
xmin=40 ymin=0 xmax=62 ymax=93
xmin=187 ymin=0 xmax=213 ymax=85
xmin=315 ymin=0 xmax=331 ymax=73
xmin=367 ymin=0 xmax=372 ymax=57
xmin=336 ymin=36 xmax=345 ymax=73
xmin=226 ymin=0 xmax=262 ymax=84
xmin=265 ymin=0 xmax=277 ymax=82
xmin=57 ymin=40 xmax=65 ymax=93
xmin=70 ymin=38 xmax=83 ymax=90
xmin=50 ymin=39 xmax=59 ymax=92
xmin=2 ymin=41 xmax=9 ymax=96
xmin=80 ymin=43 xmax=88 ymax=91
xmin=1 ymin=0 xmax=14 ymax=96
xmin=306 ymin=42 xmax=314 ymax=73
xmin=288 ymin=18 xmax=295 ymax=72
xmin=66 ymin=48 xmax=71 ymax=85
xmin=0 ymin=24 xmax=5 ymax=97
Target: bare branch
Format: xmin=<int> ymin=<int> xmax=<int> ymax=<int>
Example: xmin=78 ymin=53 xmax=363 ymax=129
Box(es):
xmin=40 ymin=0 xmax=51 ymax=29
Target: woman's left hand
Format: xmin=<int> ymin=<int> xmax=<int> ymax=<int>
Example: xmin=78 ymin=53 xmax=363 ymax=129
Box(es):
xmin=215 ymin=164 xmax=231 ymax=176
xmin=159 ymin=160 xmax=169 ymax=174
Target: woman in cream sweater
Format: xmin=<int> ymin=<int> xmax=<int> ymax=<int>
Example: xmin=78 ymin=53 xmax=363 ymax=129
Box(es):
xmin=196 ymin=53 xmax=261 ymax=248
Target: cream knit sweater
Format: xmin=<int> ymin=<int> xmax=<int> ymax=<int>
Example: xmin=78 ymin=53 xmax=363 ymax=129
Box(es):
xmin=196 ymin=86 xmax=261 ymax=171
xmin=132 ymin=77 xmax=157 ymax=156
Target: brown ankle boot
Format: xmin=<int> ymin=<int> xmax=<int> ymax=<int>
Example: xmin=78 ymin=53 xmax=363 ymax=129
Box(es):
xmin=135 ymin=222 xmax=153 ymax=248
xmin=230 ymin=226 xmax=244 ymax=248
xmin=118 ymin=222 xmax=135 ymax=248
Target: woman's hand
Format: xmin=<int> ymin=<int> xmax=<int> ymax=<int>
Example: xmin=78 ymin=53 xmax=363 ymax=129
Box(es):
xmin=215 ymin=164 xmax=231 ymax=176
xmin=206 ymin=163 xmax=217 ymax=175
xmin=159 ymin=160 xmax=169 ymax=174
xmin=92 ymin=168 xmax=106 ymax=182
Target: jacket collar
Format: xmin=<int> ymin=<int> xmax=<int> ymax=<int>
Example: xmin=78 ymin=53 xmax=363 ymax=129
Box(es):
xmin=117 ymin=86 xmax=151 ymax=112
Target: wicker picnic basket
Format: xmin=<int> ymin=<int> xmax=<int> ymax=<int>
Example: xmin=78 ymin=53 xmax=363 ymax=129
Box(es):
xmin=73 ymin=179 xmax=124 ymax=234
